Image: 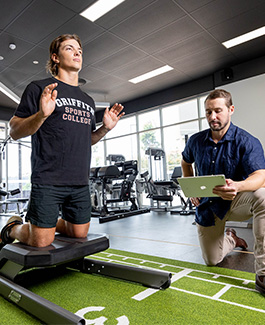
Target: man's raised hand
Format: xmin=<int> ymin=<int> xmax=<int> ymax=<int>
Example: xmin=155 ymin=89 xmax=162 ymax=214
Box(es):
xmin=39 ymin=83 xmax=58 ymax=118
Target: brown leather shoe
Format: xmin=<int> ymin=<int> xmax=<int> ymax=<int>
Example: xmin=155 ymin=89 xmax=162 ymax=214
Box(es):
xmin=225 ymin=228 xmax=248 ymax=249
xmin=256 ymin=275 xmax=265 ymax=295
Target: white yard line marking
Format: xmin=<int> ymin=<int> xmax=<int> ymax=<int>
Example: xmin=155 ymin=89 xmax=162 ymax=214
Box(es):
xmin=95 ymin=252 xmax=255 ymax=284
xmin=170 ymin=287 xmax=265 ymax=314
xmin=92 ymin=252 xmax=265 ymax=313
xmin=132 ymin=288 xmax=159 ymax=301
xmin=212 ymin=284 xmax=232 ymax=299
xmin=186 ymin=275 xmax=256 ymax=292
xmin=171 ymin=269 xmax=193 ymax=282
xmin=132 ymin=270 xmax=193 ymax=301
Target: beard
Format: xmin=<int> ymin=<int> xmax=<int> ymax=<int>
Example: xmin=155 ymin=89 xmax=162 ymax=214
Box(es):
xmin=209 ymin=119 xmax=229 ymax=132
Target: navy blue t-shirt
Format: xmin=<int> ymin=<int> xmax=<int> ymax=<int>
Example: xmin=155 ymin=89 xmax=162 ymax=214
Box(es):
xmin=14 ymin=77 xmax=96 ymax=185
xmin=182 ymin=123 xmax=265 ymax=226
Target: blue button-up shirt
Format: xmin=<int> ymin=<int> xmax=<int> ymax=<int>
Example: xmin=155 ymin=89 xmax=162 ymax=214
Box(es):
xmin=182 ymin=123 xmax=265 ymax=226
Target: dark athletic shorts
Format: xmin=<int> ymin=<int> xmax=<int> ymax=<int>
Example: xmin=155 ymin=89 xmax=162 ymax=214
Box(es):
xmin=26 ymin=184 xmax=91 ymax=228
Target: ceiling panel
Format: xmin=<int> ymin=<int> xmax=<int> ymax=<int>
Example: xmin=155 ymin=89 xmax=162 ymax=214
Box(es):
xmin=11 ymin=69 xmax=50 ymax=95
xmin=82 ymin=32 xmax=128 ymax=65
xmin=190 ymin=0 xmax=264 ymax=29
xmin=111 ymin=56 xmax=169 ymax=80
xmin=153 ymin=32 xmax=220 ymax=63
xmin=95 ymin=0 xmax=157 ymax=29
xmin=1 ymin=0 xmax=265 ymax=114
xmin=0 ymin=91 xmax=18 ymax=109
xmin=86 ymin=74 xmax=125 ymax=93
xmin=110 ymin=0 xmax=186 ymax=43
xmin=55 ymin=0 xmax=96 ymax=13
xmin=0 ymin=0 xmax=32 ymax=29
xmin=136 ymin=69 xmax=189 ymax=90
xmin=5 ymin=0 xmax=75 ymax=43
xmin=0 ymin=31 xmax=34 ymax=66
xmin=134 ymin=16 xmax=204 ymax=54
xmin=38 ymin=15 xmax=105 ymax=50
xmin=11 ymin=46 xmax=49 ymax=75
xmin=91 ymin=46 xmax=148 ymax=73
xmin=208 ymin=3 xmax=265 ymax=42
xmin=228 ymin=36 xmax=265 ymax=62
xmin=0 ymin=67 xmax=34 ymax=90
xmin=175 ymin=0 xmax=215 ymax=12
xmin=172 ymin=45 xmax=235 ymax=73
xmin=79 ymin=66 xmax=107 ymax=83
xmin=102 ymin=83 xmax=155 ymax=104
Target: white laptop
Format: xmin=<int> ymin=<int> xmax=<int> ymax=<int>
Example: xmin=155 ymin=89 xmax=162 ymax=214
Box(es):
xmin=177 ymin=175 xmax=226 ymax=197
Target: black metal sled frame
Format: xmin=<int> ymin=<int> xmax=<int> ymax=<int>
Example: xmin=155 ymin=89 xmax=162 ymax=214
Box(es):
xmin=0 ymin=233 xmax=171 ymax=324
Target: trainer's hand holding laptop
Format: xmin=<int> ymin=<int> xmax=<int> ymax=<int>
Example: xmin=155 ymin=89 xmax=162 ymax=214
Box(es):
xmin=176 ymin=175 xmax=226 ymax=206
xmin=212 ymin=178 xmax=238 ymax=201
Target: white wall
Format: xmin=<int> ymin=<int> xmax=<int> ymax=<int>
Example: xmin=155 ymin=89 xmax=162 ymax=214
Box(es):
xmin=224 ymin=73 xmax=265 ymax=149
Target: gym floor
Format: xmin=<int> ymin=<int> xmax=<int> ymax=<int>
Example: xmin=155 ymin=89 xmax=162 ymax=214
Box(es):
xmin=90 ymin=210 xmax=255 ymax=274
xmin=0 ymin=210 xmax=255 ymax=274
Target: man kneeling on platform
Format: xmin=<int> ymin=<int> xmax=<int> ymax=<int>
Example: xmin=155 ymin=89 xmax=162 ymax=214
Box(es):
xmin=0 ymin=34 xmax=124 ymax=248
xmin=181 ymin=89 xmax=265 ymax=295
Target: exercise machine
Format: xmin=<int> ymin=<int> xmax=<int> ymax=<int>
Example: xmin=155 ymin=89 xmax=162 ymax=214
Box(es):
xmin=140 ymin=170 xmax=177 ymax=211
xmin=0 ymin=188 xmax=28 ymax=217
xmin=0 ymin=137 xmax=29 ymax=217
xmin=106 ymin=154 xmax=125 ymax=164
xmin=0 ymin=234 xmax=171 ymax=324
xmin=90 ymin=160 xmax=150 ymax=223
xmin=140 ymin=166 xmax=196 ymax=213
xmin=170 ymin=166 xmax=196 ymax=215
xmin=145 ymin=147 xmax=167 ymax=181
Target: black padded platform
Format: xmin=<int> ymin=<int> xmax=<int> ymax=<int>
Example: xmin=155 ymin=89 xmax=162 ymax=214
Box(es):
xmin=0 ymin=233 xmax=171 ymax=324
xmin=0 ymin=233 xmax=109 ymax=268
xmin=0 ymin=234 xmax=110 ymax=325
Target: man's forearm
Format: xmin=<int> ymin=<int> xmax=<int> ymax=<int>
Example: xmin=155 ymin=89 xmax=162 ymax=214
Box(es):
xmin=9 ymin=112 xmax=47 ymax=140
xmin=91 ymin=125 xmax=110 ymax=145
xmin=236 ymin=170 xmax=265 ymax=192
xmin=181 ymin=159 xmax=194 ymax=177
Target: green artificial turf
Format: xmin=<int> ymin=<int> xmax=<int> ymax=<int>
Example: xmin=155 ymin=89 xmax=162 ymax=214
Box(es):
xmin=1 ymin=248 xmax=264 ymax=324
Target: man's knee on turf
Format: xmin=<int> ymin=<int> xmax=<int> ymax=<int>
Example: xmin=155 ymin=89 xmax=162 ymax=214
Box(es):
xmin=202 ymin=253 xmax=222 ymax=266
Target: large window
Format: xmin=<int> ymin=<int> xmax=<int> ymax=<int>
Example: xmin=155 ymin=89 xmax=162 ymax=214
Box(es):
xmin=106 ymin=134 xmax=138 ymax=161
xmin=105 ymin=115 xmax=136 ymax=139
xmin=163 ymin=121 xmax=199 ymax=177
xmin=93 ymin=93 xmax=208 ymax=180
xmin=140 ymin=129 xmax=162 ymax=176
xmin=91 ymin=141 xmax=105 ymax=168
xmin=138 ymin=110 xmax=160 ymax=131
xmin=162 ymin=99 xmax=198 ymax=126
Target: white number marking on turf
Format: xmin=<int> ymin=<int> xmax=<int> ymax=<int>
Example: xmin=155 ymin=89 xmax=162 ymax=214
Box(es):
xmin=75 ymin=306 xmax=129 ymax=324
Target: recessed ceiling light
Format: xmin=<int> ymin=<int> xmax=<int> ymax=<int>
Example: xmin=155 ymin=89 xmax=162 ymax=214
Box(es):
xmin=0 ymin=56 xmax=4 ymax=60
xmin=33 ymin=60 xmax=39 ymax=64
xmin=129 ymin=65 xmax=174 ymax=84
xmin=222 ymin=26 xmax=265 ymax=49
xmin=80 ymin=0 xmax=125 ymax=22
xmin=9 ymin=43 xmax=16 ymax=50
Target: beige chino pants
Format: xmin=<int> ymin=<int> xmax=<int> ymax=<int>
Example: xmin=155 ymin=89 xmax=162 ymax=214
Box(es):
xmin=197 ymin=188 xmax=265 ymax=275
